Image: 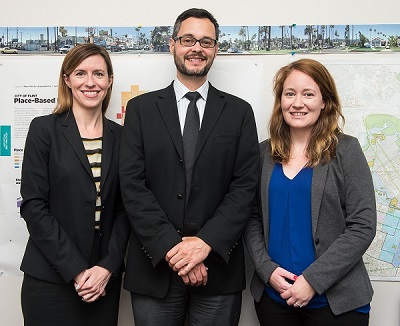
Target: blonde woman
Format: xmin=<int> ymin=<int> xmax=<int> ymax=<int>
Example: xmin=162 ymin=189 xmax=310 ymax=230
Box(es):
xmin=20 ymin=44 xmax=129 ymax=326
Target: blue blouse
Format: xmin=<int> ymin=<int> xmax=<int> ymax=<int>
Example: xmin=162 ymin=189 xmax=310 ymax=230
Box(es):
xmin=266 ymin=163 xmax=369 ymax=313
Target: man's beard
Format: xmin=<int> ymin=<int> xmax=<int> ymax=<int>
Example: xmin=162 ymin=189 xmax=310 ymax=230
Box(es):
xmin=174 ymin=53 xmax=214 ymax=77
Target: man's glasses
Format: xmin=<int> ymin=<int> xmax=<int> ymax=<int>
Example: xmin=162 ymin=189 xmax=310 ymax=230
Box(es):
xmin=174 ymin=36 xmax=217 ymax=49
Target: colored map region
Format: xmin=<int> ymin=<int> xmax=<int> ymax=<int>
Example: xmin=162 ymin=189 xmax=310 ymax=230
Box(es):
xmin=363 ymin=114 xmax=400 ymax=279
xmin=327 ymin=63 xmax=400 ymax=280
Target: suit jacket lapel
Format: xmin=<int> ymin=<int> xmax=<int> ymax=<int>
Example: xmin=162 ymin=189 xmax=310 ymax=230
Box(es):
xmin=101 ymin=118 xmax=115 ymax=187
xmin=157 ymin=84 xmax=184 ymax=159
xmin=196 ymin=84 xmax=225 ymax=160
xmin=61 ymin=111 xmax=93 ymax=178
xmin=156 ymin=83 xmax=226 ymax=161
xmin=261 ymin=142 xmax=274 ymax=242
xmin=311 ymin=163 xmax=329 ymax=236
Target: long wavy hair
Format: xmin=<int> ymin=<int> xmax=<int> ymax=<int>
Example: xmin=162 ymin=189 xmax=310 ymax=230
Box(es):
xmin=269 ymin=58 xmax=344 ymax=167
xmin=53 ymin=43 xmax=114 ymax=114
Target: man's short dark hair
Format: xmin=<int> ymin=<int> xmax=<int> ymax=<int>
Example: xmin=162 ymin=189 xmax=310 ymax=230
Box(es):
xmin=172 ymin=8 xmax=219 ymax=40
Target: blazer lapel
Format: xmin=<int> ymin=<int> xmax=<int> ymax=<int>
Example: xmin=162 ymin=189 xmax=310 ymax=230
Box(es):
xmin=260 ymin=142 xmax=274 ymax=242
xmin=101 ymin=118 xmax=115 ymax=186
xmin=311 ymin=163 xmax=329 ymax=236
xmin=196 ymin=84 xmax=225 ymax=159
xmin=61 ymin=111 xmax=93 ymax=178
xmin=157 ymin=84 xmax=184 ymax=159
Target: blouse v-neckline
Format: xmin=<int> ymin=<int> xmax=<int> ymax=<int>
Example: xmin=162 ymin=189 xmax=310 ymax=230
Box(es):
xmin=282 ymin=163 xmax=308 ymax=180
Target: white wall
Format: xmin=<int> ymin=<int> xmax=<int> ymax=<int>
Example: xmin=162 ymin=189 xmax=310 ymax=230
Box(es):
xmin=2 ymin=0 xmax=400 ymax=26
xmin=1 ymin=1 xmax=400 ymax=325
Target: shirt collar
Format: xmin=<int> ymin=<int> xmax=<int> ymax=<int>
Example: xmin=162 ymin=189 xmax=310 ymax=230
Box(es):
xmin=173 ymin=78 xmax=209 ymax=102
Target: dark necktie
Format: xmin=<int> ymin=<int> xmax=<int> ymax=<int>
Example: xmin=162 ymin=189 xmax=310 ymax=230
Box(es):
xmin=183 ymin=91 xmax=201 ymax=201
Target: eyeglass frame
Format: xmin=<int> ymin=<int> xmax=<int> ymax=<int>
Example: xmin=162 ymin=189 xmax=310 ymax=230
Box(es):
xmin=173 ymin=36 xmax=218 ymax=49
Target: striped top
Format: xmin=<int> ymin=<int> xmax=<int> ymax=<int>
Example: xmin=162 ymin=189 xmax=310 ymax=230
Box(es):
xmin=82 ymin=137 xmax=102 ymax=230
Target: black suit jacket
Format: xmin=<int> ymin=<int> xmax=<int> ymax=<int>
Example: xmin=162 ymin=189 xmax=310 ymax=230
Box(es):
xmin=120 ymin=83 xmax=259 ymax=297
xmin=20 ymin=111 xmax=130 ymax=284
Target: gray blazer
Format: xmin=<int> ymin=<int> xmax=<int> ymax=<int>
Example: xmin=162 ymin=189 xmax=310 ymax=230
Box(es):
xmin=244 ymin=134 xmax=376 ymax=315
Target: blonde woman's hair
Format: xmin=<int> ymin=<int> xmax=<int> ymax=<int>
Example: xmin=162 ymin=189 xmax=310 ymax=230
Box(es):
xmin=269 ymin=58 xmax=344 ymax=166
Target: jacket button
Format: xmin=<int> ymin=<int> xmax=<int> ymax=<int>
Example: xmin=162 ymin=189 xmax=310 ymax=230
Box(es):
xmin=315 ymin=238 xmax=320 ymax=245
xmin=177 ymin=194 xmax=183 ymax=199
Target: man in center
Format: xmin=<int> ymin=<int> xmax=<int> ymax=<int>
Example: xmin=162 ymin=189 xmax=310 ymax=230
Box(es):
xmin=120 ymin=8 xmax=259 ymax=326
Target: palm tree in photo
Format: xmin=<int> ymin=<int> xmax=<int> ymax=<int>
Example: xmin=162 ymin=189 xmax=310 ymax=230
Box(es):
xmin=238 ymin=26 xmax=250 ymax=50
xmin=315 ymin=25 xmax=319 ymax=47
xmin=344 ymin=25 xmax=350 ymax=46
xmin=258 ymin=26 xmax=271 ymax=50
xmin=279 ymin=25 xmax=285 ymax=49
xmin=267 ymin=26 xmax=271 ymax=50
xmin=304 ymin=25 xmax=313 ymax=48
xmin=246 ymin=26 xmax=250 ymax=50
xmin=369 ymin=28 xmax=372 ymax=47
xmin=258 ymin=26 xmax=266 ymax=50
xmin=329 ymin=25 xmax=335 ymax=46
xmin=135 ymin=26 xmax=141 ymax=46
xmin=321 ymin=25 xmax=326 ymax=47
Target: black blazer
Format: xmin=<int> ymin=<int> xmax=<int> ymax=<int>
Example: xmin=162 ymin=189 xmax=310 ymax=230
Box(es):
xmin=20 ymin=111 xmax=130 ymax=284
xmin=120 ymin=83 xmax=259 ymax=297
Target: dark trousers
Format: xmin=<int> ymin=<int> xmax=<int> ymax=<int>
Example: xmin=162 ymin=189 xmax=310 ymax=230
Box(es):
xmin=131 ymin=272 xmax=242 ymax=326
xmin=255 ymin=292 xmax=369 ymax=326
xmin=21 ymin=273 xmax=122 ymax=326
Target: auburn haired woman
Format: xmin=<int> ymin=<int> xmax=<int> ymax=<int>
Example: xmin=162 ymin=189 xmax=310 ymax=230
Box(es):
xmin=245 ymin=58 xmax=376 ymax=326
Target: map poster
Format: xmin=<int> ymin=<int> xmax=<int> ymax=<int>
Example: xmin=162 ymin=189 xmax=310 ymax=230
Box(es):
xmin=326 ymin=60 xmax=400 ymax=280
